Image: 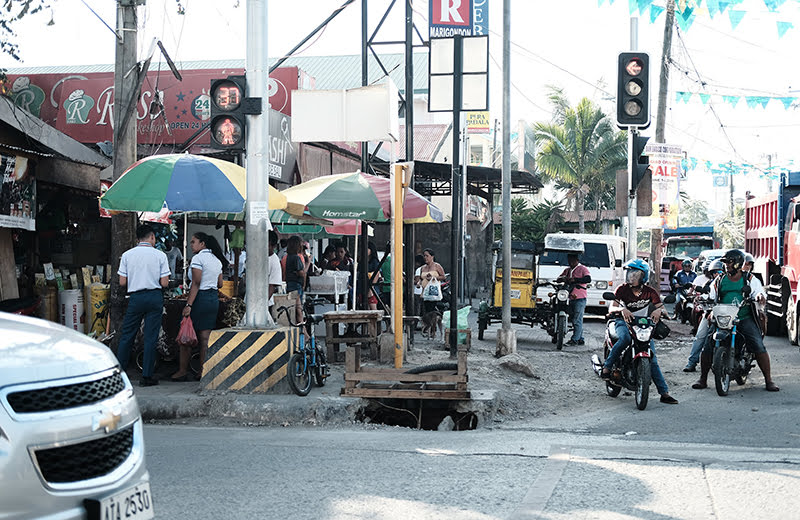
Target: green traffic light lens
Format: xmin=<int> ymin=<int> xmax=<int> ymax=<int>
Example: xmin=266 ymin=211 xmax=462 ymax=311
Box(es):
xmin=624 ymin=99 xmax=642 ymax=117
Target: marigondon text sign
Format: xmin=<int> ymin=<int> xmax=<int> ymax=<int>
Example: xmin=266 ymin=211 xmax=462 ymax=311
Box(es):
xmin=429 ymin=0 xmax=489 ymax=37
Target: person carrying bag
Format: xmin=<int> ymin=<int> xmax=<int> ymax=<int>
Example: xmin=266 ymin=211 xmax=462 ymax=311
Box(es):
xmin=422 ymin=278 xmax=443 ymax=301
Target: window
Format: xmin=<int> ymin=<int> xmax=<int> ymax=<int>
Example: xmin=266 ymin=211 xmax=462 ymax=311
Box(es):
xmin=538 ymin=243 xmax=611 ymax=268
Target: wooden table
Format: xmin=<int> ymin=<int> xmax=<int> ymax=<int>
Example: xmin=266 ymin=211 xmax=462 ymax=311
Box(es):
xmin=324 ymin=310 xmax=384 ymax=363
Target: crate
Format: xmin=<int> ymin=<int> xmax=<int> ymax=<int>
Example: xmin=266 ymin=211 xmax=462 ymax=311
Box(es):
xmin=309 ymin=271 xmax=349 ymax=294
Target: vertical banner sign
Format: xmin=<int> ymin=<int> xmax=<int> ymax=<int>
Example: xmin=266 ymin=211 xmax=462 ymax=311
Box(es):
xmin=639 ymin=143 xmax=682 ymax=230
xmin=466 ymin=111 xmax=490 ymax=133
xmin=0 ymin=155 xmax=35 ymax=231
xmin=430 ymin=0 xmax=489 ymax=37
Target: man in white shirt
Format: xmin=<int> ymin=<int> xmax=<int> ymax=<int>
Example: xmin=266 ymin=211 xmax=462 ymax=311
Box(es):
xmin=268 ymin=231 xmax=283 ymax=309
xmin=117 ymin=224 xmax=170 ymax=387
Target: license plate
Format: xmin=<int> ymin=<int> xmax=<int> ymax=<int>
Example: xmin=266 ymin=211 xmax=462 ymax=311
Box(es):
xmin=510 ymin=289 xmax=521 ymax=299
xmin=86 ymin=482 xmax=154 ymax=520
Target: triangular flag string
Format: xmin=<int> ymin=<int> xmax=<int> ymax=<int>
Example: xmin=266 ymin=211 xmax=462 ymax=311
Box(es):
xmin=777 ymin=20 xmax=793 ymax=38
xmin=649 ymin=4 xmax=665 ymax=22
xmin=674 ymin=92 xmax=796 ymax=109
xmin=729 ymin=9 xmax=745 ymax=30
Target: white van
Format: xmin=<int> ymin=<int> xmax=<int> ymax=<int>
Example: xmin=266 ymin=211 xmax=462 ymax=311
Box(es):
xmin=536 ymin=233 xmax=627 ymax=315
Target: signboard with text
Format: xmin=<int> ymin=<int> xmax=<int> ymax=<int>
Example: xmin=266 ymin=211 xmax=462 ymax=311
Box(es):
xmin=638 ymin=143 xmax=682 ymax=230
xmin=2 ymin=67 xmax=302 ymax=146
xmin=429 ymin=0 xmax=489 ymax=37
xmin=0 ymin=155 xmax=35 ymax=231
xmin=466 ymin=111 xmax=490 ymax=133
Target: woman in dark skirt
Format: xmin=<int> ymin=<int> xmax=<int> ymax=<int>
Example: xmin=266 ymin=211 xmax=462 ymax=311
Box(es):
xmin=171 ymin=232 xmax=228 ymax=381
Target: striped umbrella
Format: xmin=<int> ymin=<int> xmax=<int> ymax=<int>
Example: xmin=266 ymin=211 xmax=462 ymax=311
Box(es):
xmin=282 ymin=171 xmax=442 ymax=223
xmin=99 ymin=153 xmax=287 ymax=213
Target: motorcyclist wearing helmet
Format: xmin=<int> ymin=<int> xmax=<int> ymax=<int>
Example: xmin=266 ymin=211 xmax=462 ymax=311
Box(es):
xmin=683 ymin=259 xmax=725 ymax=372
xmin=672 ymin=259 xmax=697 ymax=318
xmin=602 ymin=259 xmax=679 ymax=404
xmin=691 ymin=249 xmax=779 ymax=392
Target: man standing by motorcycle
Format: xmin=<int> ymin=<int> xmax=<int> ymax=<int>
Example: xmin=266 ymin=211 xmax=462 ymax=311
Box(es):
xmin=559 ymin=253 xmax=591 ymax=346
xmin=602 ymin=259 xmax=679 ymax=404
xmin=672 ymin=259 xmax=697 ymax=320
xmin=691 ymin=249 xmax=779 ymax=392
xmin=683 ymin=259 xmax=725 ymax=372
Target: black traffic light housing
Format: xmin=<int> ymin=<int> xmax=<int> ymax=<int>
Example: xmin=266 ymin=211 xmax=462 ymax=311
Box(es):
xmin=631 ymin=134 xmax=651 ymax=191
xmin=209 ymin=75 xmax=262 ymax=151
xmin=616 ymin=52 xmax=650 ymax=128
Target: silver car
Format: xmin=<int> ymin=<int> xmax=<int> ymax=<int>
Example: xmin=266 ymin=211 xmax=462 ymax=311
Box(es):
xmin=0 ymin=312 xmax=153 ymax=520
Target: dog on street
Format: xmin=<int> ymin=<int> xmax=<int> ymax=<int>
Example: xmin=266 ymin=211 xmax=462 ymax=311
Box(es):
xmin=421 ymin=310 xmax=443 ymax=340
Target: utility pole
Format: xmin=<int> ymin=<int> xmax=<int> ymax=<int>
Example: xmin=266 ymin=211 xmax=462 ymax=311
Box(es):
xmin=626 ymin=15 xmax=638 ymax=261
xmin=109 ymin=0 xmax=143 ymax=350
xmin=244 ymin=0 xmax=272 ymax=327
xmin=729 ymin=162 xmax=735 ymax=218
xmin=655 ymin=0 xmax=674 ymax=143
xmin=496 ymin=0 xmax=515 ymax=357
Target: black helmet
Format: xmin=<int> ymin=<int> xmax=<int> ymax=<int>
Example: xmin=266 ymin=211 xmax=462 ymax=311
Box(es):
xmin=721 ymin=249 xmax=745 ymax=273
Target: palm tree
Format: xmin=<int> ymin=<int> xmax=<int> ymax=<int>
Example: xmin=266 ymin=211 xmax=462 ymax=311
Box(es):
xmin=534 ymin=88 xmax=627 ymax=233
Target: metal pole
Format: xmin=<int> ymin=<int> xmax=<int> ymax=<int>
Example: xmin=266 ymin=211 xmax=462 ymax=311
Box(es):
xmin=244 ymin=0 xmax=272 ymax=327
xmin=627 ymin=15 xmax=638 ymax=261
xmin=501 ymin=0 xmax=512 ymax=331
xmin=449 ymin=35 xmax=463 ymax=358
xmin=361 ymin=0 xmax=369 ymax=173
xmin=405 ymin=0 xmax=416 ymax=317
xmin=461 ymin=119 xmax=468 ymax=304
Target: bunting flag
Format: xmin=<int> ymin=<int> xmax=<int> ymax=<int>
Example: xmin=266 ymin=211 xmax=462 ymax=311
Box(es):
xmin=628 ymin=0 xmax=638 ymax=14
xmin=729 ymin=9 xmax=745 ymax=30
xmin=637 ymin=0 xmax=653 ymax=14
xmin=674 ymin=92 xmax=796 ymax=109
xmin=677 ymin=7 xmax=695 ymax=31
xmin=649 ymin=4 xmax=664 ymax=21
xmin=707 ymin=0 xmax=720 ymax=17
xmin=777 ymin=20 xmax=793 ymax=38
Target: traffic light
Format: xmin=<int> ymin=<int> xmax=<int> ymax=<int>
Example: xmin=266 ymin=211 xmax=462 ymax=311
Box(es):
xmin=616 ymin=52 xmax=650 ymax=128
xmin=632 ymin=134 xmax=651 ymax=190
xmin=210 ymin=75 xmax=246 ymax=150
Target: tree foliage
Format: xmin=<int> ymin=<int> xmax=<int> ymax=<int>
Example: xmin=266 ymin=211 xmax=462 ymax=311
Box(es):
xmin=498 ymin=197 xmax=565 ymax=243
xmin=679 ymin=197 xmax=712 ymax=227
xmin=1 ymin=0 xmax=51 ymax=62
xmin=716 ymin=204 xmax=745 ymax=249
xmin=534 ymin=86 xmax=627 ymax=233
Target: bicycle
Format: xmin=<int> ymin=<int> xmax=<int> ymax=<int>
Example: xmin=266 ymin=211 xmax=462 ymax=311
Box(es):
xmin=275 ymin=300 xmax=330 ymax=396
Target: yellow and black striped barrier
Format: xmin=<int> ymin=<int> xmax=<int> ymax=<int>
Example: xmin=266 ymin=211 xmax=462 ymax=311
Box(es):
xmin=200 ymin=327 xmax=298 ymax=393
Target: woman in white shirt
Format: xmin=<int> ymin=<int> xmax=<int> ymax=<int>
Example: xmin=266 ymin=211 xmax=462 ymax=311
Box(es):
xmin=172 ymin=232 xmax=228 ymax=382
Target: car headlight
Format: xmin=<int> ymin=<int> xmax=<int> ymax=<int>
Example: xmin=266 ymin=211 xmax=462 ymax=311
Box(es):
xmin=635 ymin=327 xmax=652 ymax=342
xmin=716 ymin=315 xmax=732 ymax=329
xmin=595 ymin=281 xmax=608 ymax=290
xmin=557 ymin=289 xmax=569 ymax=302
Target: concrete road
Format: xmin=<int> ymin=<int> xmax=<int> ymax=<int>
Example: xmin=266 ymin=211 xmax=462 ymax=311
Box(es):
xmin=143 ymin=318 xmax=800 ymax=519
xmin=144 ymin=422 xmax=800 ymax=520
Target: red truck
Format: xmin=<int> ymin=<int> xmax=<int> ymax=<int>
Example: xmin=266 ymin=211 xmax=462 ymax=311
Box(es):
xmin=744 ymin=171 xmax=800 ymax=342
xmin=659 ymin=226 xmax=717 ymax=293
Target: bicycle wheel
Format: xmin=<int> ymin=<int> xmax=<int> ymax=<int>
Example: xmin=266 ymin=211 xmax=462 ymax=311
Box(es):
xmin=287 ymin=351 xmax=312 ymax=396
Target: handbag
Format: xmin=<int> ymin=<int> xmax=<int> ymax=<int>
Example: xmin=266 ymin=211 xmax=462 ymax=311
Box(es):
xmin=652 ymin=319 xmax=671 ymax=340
xmin=177 ymin=316 xmax=198 ymax=347
xmin=422 ymin=278 xmax=443 ymax=301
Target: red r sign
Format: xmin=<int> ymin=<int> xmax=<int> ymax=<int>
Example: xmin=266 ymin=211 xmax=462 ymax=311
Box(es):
xmin=432 ymin=0 xmax=470 ymax=26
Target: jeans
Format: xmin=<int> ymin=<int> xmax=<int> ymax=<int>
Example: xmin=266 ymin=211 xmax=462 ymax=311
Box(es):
xmin=569 ymin=298 xmax=587 ymax=342
xmin=117 ymin=290 xmax=163 ymax=378
xmin=687 ymin=314 xmax=711 ymax=366
xmin=603 ymin=319 xmax=670 ymax=395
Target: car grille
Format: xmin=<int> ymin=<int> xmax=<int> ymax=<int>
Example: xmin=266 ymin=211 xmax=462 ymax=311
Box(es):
xmin=6 ymin=372 xmax=125 ymax=414
xmin=35 ymin=425 xmax=134 ymax=483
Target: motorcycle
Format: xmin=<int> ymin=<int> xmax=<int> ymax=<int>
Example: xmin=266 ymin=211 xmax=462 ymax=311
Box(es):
xmin=539 ymin=280 xmax=570 ymax=350
xmin=591 ymin=291 xmax=674 ymax=410
xmin=673 ymin=282 xmax=694 ymax=324
xmin=709 ymin=290 xmax=756 ymax=396
xmin=689 ymin=291 xmax=712 ymax=335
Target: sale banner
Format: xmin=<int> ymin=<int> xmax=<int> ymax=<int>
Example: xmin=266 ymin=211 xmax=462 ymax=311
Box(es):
xmin=638 ymin=143 xmax=682 ymax=230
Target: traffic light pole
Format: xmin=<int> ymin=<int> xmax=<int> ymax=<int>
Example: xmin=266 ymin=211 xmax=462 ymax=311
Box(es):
xmin=626 ymin=15 xmax=638 ymax=262
xmin=244 ymin=0 xmax=273 ymax=328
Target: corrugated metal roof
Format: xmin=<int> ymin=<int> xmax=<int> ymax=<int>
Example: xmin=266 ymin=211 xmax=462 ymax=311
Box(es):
xmin=4 ymin=53 xmax=430 ymax=93
xmin=396 ymin=124 xmax=451 ymax=161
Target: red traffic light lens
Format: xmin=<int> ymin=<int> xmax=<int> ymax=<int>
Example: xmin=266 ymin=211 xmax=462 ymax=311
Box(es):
xmin=211 ymin=80 xmax=242 ymax=111
xmin=211 ymin=116 xmax=243 ymax=146
xmin=625 ymin=58 xmax=643 ymax=76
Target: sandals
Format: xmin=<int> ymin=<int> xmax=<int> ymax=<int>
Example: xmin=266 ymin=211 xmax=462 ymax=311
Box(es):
xmin=766 ymin=382 xmax=780 ymax=392
xmin=691 ymin=381 xmax=707 ymax=390
xmin=601 ymin=368 xmax=612 ymax=381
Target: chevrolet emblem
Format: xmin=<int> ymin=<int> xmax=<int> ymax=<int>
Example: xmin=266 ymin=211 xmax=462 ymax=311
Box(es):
xmin=92 ymin=409 xmax=122 ymax=433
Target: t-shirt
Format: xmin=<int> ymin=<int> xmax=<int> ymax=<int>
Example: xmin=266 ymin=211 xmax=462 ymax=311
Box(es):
xmin=716 ymin=275 xmax=751 ymax=319
xmin=674 ymin=270 xmax=697 ymax=287
xmin=164 ymin=247 xmax=183 ymax=279
xmin=560 ymin=263 xmax=590 ymax=300
xmin=285 ymin=254 xmax=304 ymax=286
xmin=381 ymin=254 xmax=392 ymax=293
xmin=414 ymin=266 xmax=423 ymax=295
xmin=118 ymin=243 xmax=171 ymax=293
xmin=268 ymin=253 xmax=282 ymax=306
xmin=189 ymin=249 xmax=223 ymax=291
xmin=613 ymin=284 xmax=662 ymax=313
